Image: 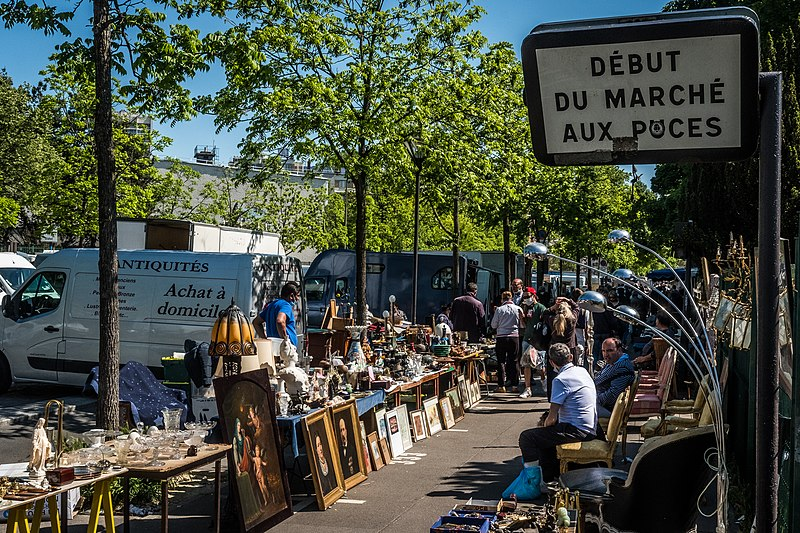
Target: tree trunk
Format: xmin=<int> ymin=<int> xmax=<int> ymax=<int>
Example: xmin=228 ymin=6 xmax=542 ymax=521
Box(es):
xmin=94 ymin=0 xmax=120 ymax=431
xmin=503 ymin=215 xmax=511 ymax=290
xmin=451 ymin=196 xmax=460 ymax=302
xmin=354 ymin=174 xmax=368 ymax=325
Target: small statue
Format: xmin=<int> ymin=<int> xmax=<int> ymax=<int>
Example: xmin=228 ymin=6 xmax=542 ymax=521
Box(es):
xmin=278 ymin=340 xmax=310 ymax=397
xmin=28 ymin=418 xmax=51 ymax=477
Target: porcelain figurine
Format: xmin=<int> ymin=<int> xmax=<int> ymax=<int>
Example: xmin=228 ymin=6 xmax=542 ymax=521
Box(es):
xmin=28 ymin=418 xmax=51 ymax=477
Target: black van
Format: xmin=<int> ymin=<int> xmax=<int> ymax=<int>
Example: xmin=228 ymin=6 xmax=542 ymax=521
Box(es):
xmin=304 ymin=249 xmax=501 ymax=328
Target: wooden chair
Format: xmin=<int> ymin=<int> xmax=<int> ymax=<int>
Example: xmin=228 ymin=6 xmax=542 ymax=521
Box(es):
xmin=556 ymin=385 xmax=630 ymax=473
xmin=629 ymin=348 xmax=676 ymax=420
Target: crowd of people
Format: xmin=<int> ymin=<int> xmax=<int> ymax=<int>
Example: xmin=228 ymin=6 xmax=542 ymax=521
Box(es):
xmin=437 ymin=275 xmax=680 ymax=498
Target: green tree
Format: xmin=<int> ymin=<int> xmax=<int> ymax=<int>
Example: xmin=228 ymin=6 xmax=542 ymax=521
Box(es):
xmin=196 ymin=0 xmax=486 ymax=324
xmin=0 ymin=0 xmax=205 ymax=428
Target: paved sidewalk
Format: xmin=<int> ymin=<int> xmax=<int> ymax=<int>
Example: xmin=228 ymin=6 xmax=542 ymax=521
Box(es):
xmin=0 ymin=383 xmax=94 ymax=426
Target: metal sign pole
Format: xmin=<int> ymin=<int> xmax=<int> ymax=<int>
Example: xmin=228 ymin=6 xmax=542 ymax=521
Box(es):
xmin=756 ymin=71 xmax=781 ymax=533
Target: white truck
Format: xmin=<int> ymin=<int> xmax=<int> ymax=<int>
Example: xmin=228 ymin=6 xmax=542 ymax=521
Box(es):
xmin=0 ymin=249 xmax=304 ymax=393
xmin=117 ymin=218 xmax=285 ymax=255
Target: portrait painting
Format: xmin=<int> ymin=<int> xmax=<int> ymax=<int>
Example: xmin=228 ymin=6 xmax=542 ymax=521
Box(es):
xmin=423 ymin=397 xmax=443 ymax=435
xmin=396 ymin=404 xmax=413 ymax=451
xmin=440 ymin=396 xmax=456 ymax=429
xmin=213 ymin=369 xmax=292 ymax=532
xmin=410 ymin=409 xmax=427 ymax=441
xmin=384 ymin=408 xmax=405 ymax=456
xmin=458 ymin=375 xmax=472 ymax=409
xmin=446 ymin=387 xmax=465 ymax=423
xmin=331 ymin=401 xmax=368 ymax=490
xmin=367 ymin=432 xmax=384 ymax=470
xmin=302 ymin=408 xmax=345 ymax=510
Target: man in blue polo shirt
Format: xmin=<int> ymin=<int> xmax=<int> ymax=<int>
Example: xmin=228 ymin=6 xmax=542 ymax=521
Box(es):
xmin=253 ymin=282 xmax=300 ymax=346
xmin=517 ymin=343 xmax=597 ymax=485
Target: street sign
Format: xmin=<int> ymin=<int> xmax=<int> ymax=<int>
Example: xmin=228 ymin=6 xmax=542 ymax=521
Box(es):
xmin=521 ymin=8 xmax=760 ymax=166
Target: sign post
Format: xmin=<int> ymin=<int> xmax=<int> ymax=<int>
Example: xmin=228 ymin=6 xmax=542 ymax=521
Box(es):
xmin=522 ymin=8 xmax=779 ymax=532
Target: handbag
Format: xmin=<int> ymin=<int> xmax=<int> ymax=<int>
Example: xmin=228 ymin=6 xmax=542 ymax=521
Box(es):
xmin=530 ymin=321 xmax=551 ymax=351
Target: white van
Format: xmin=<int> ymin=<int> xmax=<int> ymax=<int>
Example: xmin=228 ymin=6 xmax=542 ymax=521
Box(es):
xmin=0 ymin=252 xmax=35 ymax=297
xmin=0 ymin=249 xmax=305 ymax=393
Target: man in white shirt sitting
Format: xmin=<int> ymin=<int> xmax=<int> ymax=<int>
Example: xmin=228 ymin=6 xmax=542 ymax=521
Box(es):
xmin=518 ymin=343 xmax=598 ymax=483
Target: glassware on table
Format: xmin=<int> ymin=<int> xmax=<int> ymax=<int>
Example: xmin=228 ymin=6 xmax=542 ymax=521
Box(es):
xmin=161 ymin=408 xmax=183 ymax=433
xmin=115 ymin=436 xmax=132 ymax=466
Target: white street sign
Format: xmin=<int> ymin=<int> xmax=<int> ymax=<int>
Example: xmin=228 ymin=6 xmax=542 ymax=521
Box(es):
xmin=522 ymin=8 xmax=760 ymax=166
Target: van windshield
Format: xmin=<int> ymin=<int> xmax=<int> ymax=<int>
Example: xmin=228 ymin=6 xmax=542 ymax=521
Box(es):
xmin=0 ymin=268 xmax=34 ymax=291
xmin=305 ymin=277 xmax=326 ymax=301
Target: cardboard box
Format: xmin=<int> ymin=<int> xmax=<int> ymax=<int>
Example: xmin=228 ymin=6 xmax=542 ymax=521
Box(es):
xmin=430 ymin=515 xmax=490 ymax=533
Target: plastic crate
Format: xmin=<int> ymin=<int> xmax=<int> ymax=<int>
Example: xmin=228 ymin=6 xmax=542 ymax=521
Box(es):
xmin=161 ymin=357 xmax=189 ymax=382
xmin=430 ymin=515 xmax=490 ymax=533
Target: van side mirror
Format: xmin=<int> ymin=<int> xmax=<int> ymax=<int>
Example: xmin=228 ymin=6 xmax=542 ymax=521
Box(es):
xmin=2 ymin=294 xmax=18 ymax=321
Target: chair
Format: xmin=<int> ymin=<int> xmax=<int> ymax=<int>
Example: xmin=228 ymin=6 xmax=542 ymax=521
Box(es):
xmin=556 ymin=384 xmax=630 ymax=473
xmin=640 ymin=374 xmax=710 ymax=438
xmin=628 ymin=348 xmax=675 ymax=419
xmin=559 ymin=426 xmax=717 ymax=533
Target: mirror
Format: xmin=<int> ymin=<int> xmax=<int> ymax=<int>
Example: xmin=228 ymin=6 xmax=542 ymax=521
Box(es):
xmin=2 ymin=294 xmax=18 ymax=321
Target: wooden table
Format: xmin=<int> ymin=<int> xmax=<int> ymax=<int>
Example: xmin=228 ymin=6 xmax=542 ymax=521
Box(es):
xmin=0 ymin=466 xmax=124 ymax=533
xmin=120 ymin=444 xmax=230 ymax=533
xmin=385 ymin=368 xmax=455 ymax=410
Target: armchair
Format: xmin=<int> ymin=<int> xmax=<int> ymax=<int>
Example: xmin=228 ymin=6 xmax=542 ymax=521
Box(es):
xmin=629 ymin=348 xmax=675 ymax=419
xmin=559 ymin=426 xmax=717 ymax=533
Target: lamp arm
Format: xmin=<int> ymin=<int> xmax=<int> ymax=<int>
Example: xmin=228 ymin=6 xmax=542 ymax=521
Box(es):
xmin=628 ymin=239 xmax=715 ymax=359
xmin=550 ymin=254 xmax=708 ymax=360
xmin=614 ymin=309 xmax=727 ymax=499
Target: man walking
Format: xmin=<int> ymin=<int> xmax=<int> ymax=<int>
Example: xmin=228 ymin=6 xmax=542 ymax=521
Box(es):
xmin=451 ymin=282 xmax=486 ymax=343
xmin=491 ymin=291 xmax=525 ymax=393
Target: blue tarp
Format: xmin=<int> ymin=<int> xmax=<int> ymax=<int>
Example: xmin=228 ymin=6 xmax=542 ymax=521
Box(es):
xmin=646 ymin=267 xmax=699 ymax=281
xmin=83 ymin=360 xmax=189 ymax=428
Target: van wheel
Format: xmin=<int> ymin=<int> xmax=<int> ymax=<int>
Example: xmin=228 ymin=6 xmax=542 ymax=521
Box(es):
xmin=0 ymin=354 xmax=10 ymax=394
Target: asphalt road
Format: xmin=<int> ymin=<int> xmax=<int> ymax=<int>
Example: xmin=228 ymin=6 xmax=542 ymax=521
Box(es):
xmin=0 ymin=382 xmax=96 ymax=464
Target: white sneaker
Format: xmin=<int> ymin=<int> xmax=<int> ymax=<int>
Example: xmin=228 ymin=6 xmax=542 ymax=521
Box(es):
xmin=519 ymin=388 xmax=532 ymax=399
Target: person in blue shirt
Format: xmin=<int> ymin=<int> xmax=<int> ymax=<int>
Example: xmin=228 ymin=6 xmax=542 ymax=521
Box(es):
xmin=594 ymin=337 xmax=636 ymax=418
xmin=253 ymin=282 xmax=300 ymax=346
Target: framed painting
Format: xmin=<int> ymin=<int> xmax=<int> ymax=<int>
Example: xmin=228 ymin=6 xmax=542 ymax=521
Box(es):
xmin=439 ymin=396 xmax=456 ymax=429
xmin=396 ymin=404 xmax=413 ymax=451
xmin=423 ymin=397 xmax=443 ymax=435
xmin=410 ymin=409 xmax=428 ymax=441
xmin=458 ymin=375 xmax=472 ymax=409
xmin=470 ymin=380 xmax=481 ymax=405
xmin=302 ymin=408 xmax=345 ymax=510
xmin=213 ymin=369 xmax=292 ymax=532
xmin=359 ymin=421 xmax=372 ymax=473
xmin=331 ymin=401 xmax=368 ymax=490
xmin=445 ymin=387 xmax=464 ymax=423
xmin=379 ymin=437 xmax=392 ymax=463
xmin=367 ymin=432 xmax=384 ymax=470
xmin=375 ymin=407 xmax=388 ymax=440
xmin=384 ymin=408 xmax=405 ymax=456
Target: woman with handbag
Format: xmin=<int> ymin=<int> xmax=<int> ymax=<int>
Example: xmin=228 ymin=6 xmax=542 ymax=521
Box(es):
xmin=542 ymin=297 xmax=579 ymax=399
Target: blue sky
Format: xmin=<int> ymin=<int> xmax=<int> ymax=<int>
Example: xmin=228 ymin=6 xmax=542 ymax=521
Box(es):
xmin=0 ymin=0 xmax=666 ymax=179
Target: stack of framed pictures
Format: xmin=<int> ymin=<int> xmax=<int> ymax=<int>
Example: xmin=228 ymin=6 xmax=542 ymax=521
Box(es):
xmin=302 ymin=400 xmax=370 ymax=509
